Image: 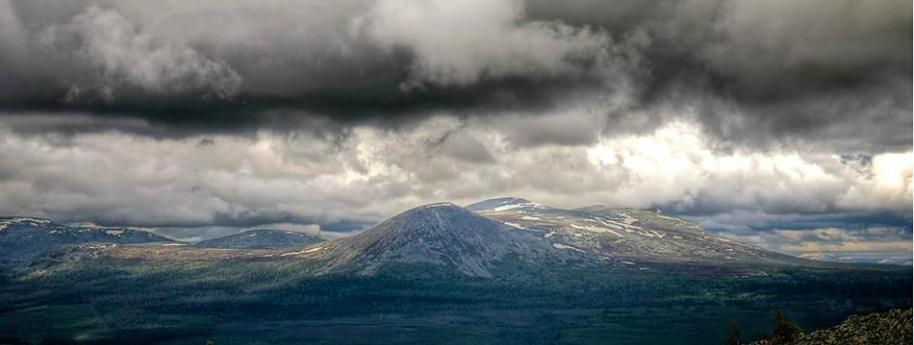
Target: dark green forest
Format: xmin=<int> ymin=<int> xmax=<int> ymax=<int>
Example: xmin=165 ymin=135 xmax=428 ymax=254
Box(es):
xmin=0 ymin=257 xmax=909 ymax=345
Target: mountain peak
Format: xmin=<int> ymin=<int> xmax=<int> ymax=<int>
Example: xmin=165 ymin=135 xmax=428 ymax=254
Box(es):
xmin=372 ymin=202 xmax=489 ymax=237
xmin=410 ymin=202 xmax=462 ymax=211
xmin=312 ymin=202 xmax=548 ymax=277
xmin=465 ymin=197 xmax=545 ymax=212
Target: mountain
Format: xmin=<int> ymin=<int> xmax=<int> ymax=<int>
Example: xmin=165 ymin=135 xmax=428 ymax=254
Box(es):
xmin=467 ymin=198 xmax=803 ymax=266
xmin=0 ymin=206 xmax=909 ymax=345
xmin=3 ymin=198 xmax=804 ymax=275
xmin=296 ymin=202 xmax=577 ymax=277
xmin=194 ymin=229 xmax=324 ymax=250
xmin=749 ymin=308 xmax=912 ymax=345
xmin=0 ymin=216 xmax=176 ymax=269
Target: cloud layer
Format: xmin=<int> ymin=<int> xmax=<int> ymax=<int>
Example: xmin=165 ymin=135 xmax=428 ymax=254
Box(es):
xmin=1 ymin=117 xmax=909 ymax=224
xmin=0 ymin=0 xmax=908 ymax=151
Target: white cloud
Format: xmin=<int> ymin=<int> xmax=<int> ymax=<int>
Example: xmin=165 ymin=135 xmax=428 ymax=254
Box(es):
xmin=836 ymin=152 xmax=913 ymax=211
xmin=704 ymin=0 xmax=910 ymax=89
xmin=357 ymin=0 xmax=621 ymax=88
xmin=582 ymin=121 xmax=868 ymax=213
xmin=1 ymin=114 xmax=910 ymax=228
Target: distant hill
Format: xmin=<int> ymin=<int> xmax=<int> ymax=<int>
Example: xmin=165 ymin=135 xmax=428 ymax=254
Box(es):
xmin=0 ymin=217 xmax=175 ymax=269
xmin=194 ymin=229 xmax=324 ymax=250
xmin=750 ymin=308 xmax=912 ymax=345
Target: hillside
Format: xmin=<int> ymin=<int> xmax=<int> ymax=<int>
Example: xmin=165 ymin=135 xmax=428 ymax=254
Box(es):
xmin=750 ymin=308 xmax=912 ymax=345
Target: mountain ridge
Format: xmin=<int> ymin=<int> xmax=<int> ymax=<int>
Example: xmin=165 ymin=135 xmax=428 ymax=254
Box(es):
xmin=469 ymin=197 xmax=807 ymax=266
xmin=1 ymin=198 xmax=816 ymax=275
xmin=0 ymin=216 xmax=177 ymax=270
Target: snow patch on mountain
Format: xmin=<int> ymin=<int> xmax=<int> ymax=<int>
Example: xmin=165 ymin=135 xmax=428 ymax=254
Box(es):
xmin=466 ymin=197 xmax=547 ymax=212
xmin=553 ymin=243 xmax=586 ymax=253
xmin=470 ymin=199 xmax=805 ymax=266
xmin=0 ymin=217 xmax=54 ymax=231
xmin=503 ymin=222 xmax=526 ymax=229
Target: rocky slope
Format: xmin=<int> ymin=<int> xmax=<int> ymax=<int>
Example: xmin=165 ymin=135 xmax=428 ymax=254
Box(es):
xmin=750 ymin=308 xmax=912 ymax=345
xmin=194 ymin=229 xmax=324 ymax=250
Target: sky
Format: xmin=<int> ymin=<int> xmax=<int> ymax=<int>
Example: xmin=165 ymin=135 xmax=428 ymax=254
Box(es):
xmin=0 ymin=0 xmax=910 ymax=264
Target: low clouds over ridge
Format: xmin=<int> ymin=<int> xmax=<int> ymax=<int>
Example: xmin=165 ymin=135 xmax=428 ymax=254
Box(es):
xmin=0 ymin=118 xmax=908 ymax=225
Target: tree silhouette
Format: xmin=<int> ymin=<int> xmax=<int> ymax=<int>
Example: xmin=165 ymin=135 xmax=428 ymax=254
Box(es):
xmin=770 ymin=309 xmax=803 ymax=345
xmin=724 ymin=321 xmax=741 ymax=345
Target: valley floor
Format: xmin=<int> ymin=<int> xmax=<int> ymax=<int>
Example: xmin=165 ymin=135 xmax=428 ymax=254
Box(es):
xmin=0 ymin=260 xmax=910 ymax=345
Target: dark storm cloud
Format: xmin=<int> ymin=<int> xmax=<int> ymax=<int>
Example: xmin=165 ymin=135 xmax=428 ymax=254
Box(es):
xmin=525 ymin=0 xmax=911 ymax=100
xmin=528 ymin=0 xmax=912 ymax=151
xmin=0 ymin=0 xmax=906 ymax=152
